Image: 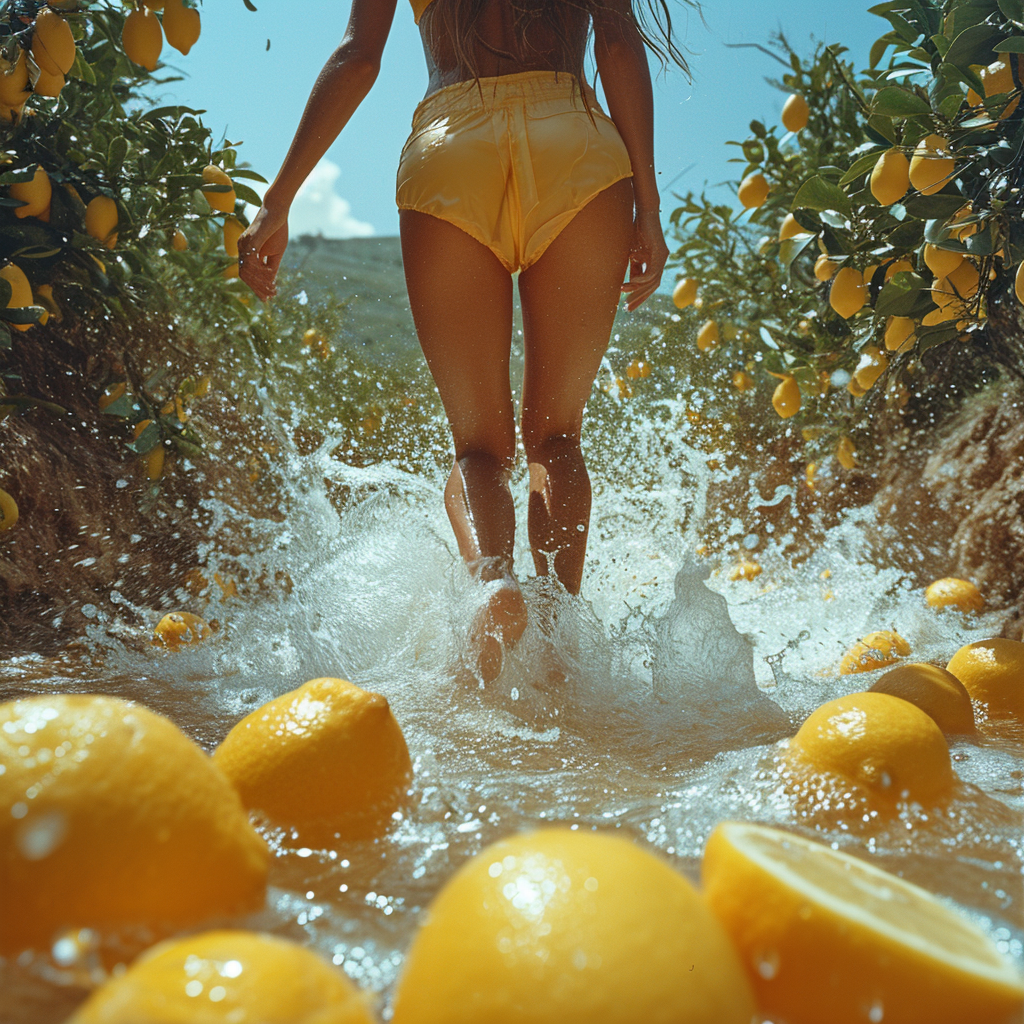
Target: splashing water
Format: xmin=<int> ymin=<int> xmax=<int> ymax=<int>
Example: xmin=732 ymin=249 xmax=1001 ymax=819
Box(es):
xmin=2 ymin=308 xmax=1022 ymax=1022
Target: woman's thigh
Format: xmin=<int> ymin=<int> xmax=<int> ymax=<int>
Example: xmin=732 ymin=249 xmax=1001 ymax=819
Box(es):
xmin=518 ymin=178 xmax=634 ymax=449
xmin=400 ymin=209 xmax=517 ymax=463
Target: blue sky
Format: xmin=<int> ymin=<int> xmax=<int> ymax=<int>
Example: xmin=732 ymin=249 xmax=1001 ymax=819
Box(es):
xmin=166 ymin=1 xmax=883 ymax=238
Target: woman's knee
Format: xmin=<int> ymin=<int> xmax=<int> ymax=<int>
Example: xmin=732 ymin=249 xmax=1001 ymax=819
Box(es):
xmin=521 ymin=427 xmax=582 ymax=465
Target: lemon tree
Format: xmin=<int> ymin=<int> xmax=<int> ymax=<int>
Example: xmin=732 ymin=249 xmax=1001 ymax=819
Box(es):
xmin=667 ymin=1 xmax=1024 ymax=465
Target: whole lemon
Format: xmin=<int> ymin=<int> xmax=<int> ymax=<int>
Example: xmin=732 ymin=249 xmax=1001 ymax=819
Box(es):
xmin=737 ymin=171 xmax=769 ymax=209
xmin=0 ymin=262 xmax=35 ymax=332
xmin=85 ymin=195 xmax=119 ymax=248
xmin=122 ymin=7 xmax=163 ymax=71
xmin=869 ymin=662 xmax=976 ymax=736
xmin=839 ymin=629 xmax=910 ymax=674
xmin=202 ymin=165 xmax=237 ymax=214
xmin=391 ymin=828 xmax=756 ymax=1024
xmin=672 ymin=276 xmax=698 ymax=309
xmin=214 ymin=677 xmax=413 ymax=844
xmin=946 ymin=637 xmax=1024 ymax=723
xmin=162 ymin=0 xmax=202 ymax=57
xmin=870 ymin=148 xmax=910 ymax=206
xmin=925 ymin=577 xmax=984 ymax=614
xmin=781 ymin=93 xmax=809 ymax=132
xmin=0 ymin=695 xmax=268 ymax=955
xmin=829 ymin=266 xmax=867 ymax=319
xmin=10 ymin=164 xmax=51 ymax=220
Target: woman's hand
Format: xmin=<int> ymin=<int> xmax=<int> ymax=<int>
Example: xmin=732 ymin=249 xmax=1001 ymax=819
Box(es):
xmin=621 ymin=210 xmax=669 ymax=311
xmin=238 ymin=203 xmax=290 ymax=302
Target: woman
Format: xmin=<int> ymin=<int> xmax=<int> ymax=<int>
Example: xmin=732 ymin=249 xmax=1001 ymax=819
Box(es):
xmin=238 ymin=0 xmax=688 ymax=681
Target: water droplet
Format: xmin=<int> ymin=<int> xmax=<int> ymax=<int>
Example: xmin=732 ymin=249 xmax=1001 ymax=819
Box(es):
xmin=756 ymin=950 xmax=780 ymax=979
xmin=867 ymin=999 xmax=884 ymax=1022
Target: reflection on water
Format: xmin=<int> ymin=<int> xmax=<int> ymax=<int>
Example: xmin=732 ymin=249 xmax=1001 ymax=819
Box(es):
xmin=1 ymin=328 xmax=1022 ymax=1022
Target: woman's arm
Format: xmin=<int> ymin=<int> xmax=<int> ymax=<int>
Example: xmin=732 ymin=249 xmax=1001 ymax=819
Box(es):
xmin=239 ymin=0 xmax=399 ymax=301
xmin=592 ymin=1 xmax=669 ymax=311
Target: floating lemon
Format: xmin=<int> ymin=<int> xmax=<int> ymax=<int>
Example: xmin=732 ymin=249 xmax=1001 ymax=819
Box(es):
xmin=0 ymin=49 xmax=31 ymax=110
xmin=785 ymin=690 xmax=954 ymax=809
xmin=672 ymin=276 xmax=698 ymax=309
xmin=223 ymin=217 xmax=244 ymax=258
xmin=770 ymin=373 xmax=800 ymax=418
xmin=67 ymin=930 xmax=375 ymax=1024
xmin=925 ymin=577 xmax=984 ymax=613
xmin=625 ymin=358 xmax=650 ymax=379
xmin=213 ymin=677 xmax=413 ymax=844
xmin=0 ymin=695 xmax=268 ymax=955
xmin=0 ymin=486 xmax=18 ymax=531
xmin=909 ymin=134 xmax=955 ymax=196
xmin=835 ymin=435 xmax=857 ymax=469
xmin=840 ymin=629 xmax=909 ymax=674
xmin=853 ymin=345 xmax=887 ymax=391
xmin=696 ymin=319 xmax=719 ymax=352
xmin=870 ymin=148 xmax=910 ymax=205
xmin=153 ymin=610 xmax=211 ymax=649
xmin=391 ymin=828 xmax=756 ymax=1024
xmin=946 ymin=637 xmax=1024 ymax=723
xmin=869 ymin=662 xmax=976 ymax=736
xmin=829 ymin=266 xmax=866 ymax=318
xmin=738 ymin=171 xmax=769 ymax=208
xmin=702 ymin=821 xmax=1024 ymax=1024
xmin=781 ymin=93 xmax=809 ymax=132
xmin=729 ymin=559 xmax=762 ymax=581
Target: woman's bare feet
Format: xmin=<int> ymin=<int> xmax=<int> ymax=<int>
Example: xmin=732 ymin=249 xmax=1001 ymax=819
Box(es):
xmin=468 ymin=570 xmax=528 ymax=683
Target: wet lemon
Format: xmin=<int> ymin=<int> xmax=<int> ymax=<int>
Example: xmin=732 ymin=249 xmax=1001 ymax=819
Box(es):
xmin=946 ymin=638 xmax=1024 ymax=723
xmin=391 ymin=828 xmax=755 ymax=1024
xmin=153 ymin=610 xmax=211 ymax=649
xmin=31 ymin=9 xmax=76 ymax=77
xmin=162 ymin=0 xmax=202 ymax=56
xmin=730 ymin=559 xmax=762 ymax=581
xmin=702 ymin=821 xmax=1024 ymax=1024
xmin=925 ymin=577 xmax=984 ymax=614
xmin=146 ymin=444 xmax=165 ymax=481
xmin=214 ymin=677 xmax=413 ymax=844
xmin=785 ymin=690 xmax=954 ymax=807
xmin=829 ymin=266 xmax=866 ymax=318
xmin=672 ymin=276 xmax=698 ymax=309
xmin=0 ymin=486 xmax=18 ymax=531
xmin=840 ymin=629 xmax=910 ymax=674
xmin=781 ymin=93 xmax=809 ymax=132
xmin=9 ymin=164 xmax=51 ymax=220
xmin=814 ymin=253 xmax=839 ymax=281
xmin=696 ymin=319 xmax=719 ymax=352
xmin=0 ymin=695 xmax=268 ymax=955
xmin=853 ymin=345 xmax=887 ymax=391
xmin=909 ymin=134 xmax=955 ymax=196
xmin=85 ymin=195 xmax=118 ymax=248
xmin=1 ymin=262 xmax=34 ymax=331
xmin=884 ymin=316 xmax=915 ymax=353
xmin=625 ymin=358 xmax=650 ymax=379
xmin=202 ymin=165 xmax=236 ymax=214
xmin=67 ymin=930 xmax=375 ymax=1024
xmin=778 ymin=213 xmax=808 ymax=242
xmin=738 ymin=171 xmax=769 ymax=208
xmin=731 ymin=369 xmax=754 ymax=391
xmin=770 ymin=373 xmax=800 ymax=418
xmin=122 ymin=7 xmax=163 ymax=71
xmin=870 ymin=148 xmax=909 ymax=205
xmin=836 ymin=435 xmax=857 ymax=469
xmin=869 ymin=662 xmax=976 ymax=736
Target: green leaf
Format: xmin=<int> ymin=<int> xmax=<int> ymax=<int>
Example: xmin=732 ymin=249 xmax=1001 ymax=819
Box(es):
xmin=944 ymin=24 xmax=1002 ymax=69
xmin=99 ymin=394 xmax=134 ymax=418
xmin=232 ymin=182 xmax=264 ymax=208
xmin=0 ymin=323 xmax=10 ymax=351
xmin=0 ymin=278 xmax=12 ymax=307
xmin=872 ymin=86 xmax=933 ymax=116
xmin=108 ymin=136 xmax=129 ymax=177
xmin=792 ymin=175 xmax=853 ymax=216
xmin=779 ymin=233 xmax=816 ymax=270
xmin=0 ymin=305 xmax=45 ymax=326
xmin=887 ymin=219 xmax=925 ymax=249
xmin=839 ymin=149 xmax=885 ymax=186
xmin=994 ymin=36 xmax=1024 ymax=53
xmin=997 ymin=0 xmax=1024 ymax=26
xmin=904 ymin=192 xmax=967 ymax=219
xmin=126 ymin=423 xmax=161 ymax=455
xmin=866 ymin=115 xmax=898 ymax=144
xmin=916 ymin=324 xmax=958 ymax=352
xmin=0 ymin=168 xmax=39 ymax=185
xmin=875 ymin=272 xmax=930 ymax=316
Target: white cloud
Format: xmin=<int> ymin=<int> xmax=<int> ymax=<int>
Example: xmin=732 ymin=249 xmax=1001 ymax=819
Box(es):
xmin=288 ymin=159 xmax=374 ymax=239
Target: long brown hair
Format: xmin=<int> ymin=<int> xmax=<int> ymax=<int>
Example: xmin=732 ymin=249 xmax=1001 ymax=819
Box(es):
xmin=420 ymin=0 xmax=695 ymax=85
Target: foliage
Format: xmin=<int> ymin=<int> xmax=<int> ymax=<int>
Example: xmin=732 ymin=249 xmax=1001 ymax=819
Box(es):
xmin=666 ymin=0 xmax=1024 ymax=466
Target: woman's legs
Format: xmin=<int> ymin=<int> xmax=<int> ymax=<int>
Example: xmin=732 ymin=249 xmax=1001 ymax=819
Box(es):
xmin=518 ymin=178 xmax=634 ymax=595
xmin=400 ymin=209 xmax=527 ymax=680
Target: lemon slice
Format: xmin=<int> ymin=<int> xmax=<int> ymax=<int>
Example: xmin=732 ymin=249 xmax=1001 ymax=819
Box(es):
xmin=702 ymin=821 xmax=1024 ymax=1024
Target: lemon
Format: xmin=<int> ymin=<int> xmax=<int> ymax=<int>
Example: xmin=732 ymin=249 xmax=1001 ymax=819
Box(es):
xmin=222 ymin=261 xmax=240 ymax=280
xmin=202 ymin=165 xmax=237 ymax=214
xmin=869 ymin=662 xmax=976 ymax=736
xmin=778 ymin=212 xmax=808 ymax=242
xmin=738 ymin=171 xmax=769 ymax=208
xmin=32 ymin=66 xmax=64 ymax=98
xmin=946 ymin=637 xmax=1024 ymax=723
xmin=785 ymin=690 xmax=955 ymax=808
xmin=9 ymin=164 xmax=51 ymax=220
xmin=729 ymin=559 xmax=762 ymax=581
xmin=836 ymin=435 xmax=857 ymax=469
xmin=122 ymin=7 xmax=163 ymax=71
xmin=672 ymin=276 xmax=698 ymax=309
xmin=884 ymin=315 xmax=915 ymax=353
xmin=162 ymin=0 xmax=202 ymax=56
xmin=31 ymin=9 xmax=76 ymax=77
xmin=391 ymin=828 xmax=756 ymax=1024
xmin=1016 ymin=260 xmax=1023 ymax=304
xmin=813 ymin=253 xmax=839 ymax=281
xmin=67 ymin=930 xmax=376 ymax=1024
xmin=840 ymin=629 xmax=910 ymax=674
xmin=0 ymin=486 xmax=18 ymax=531
xmin=909 ymin=134 xmax=955 ymax=196
xmin=625 ymin=358 xmax=650 ymax=379
xmin=884 ymin=257 xmax=914 ymax=280
xmin=0 ymin=49 xmax=31 ymax=109
xmin=696 ymin=319 xmax=719 ymax=352
xmin=153 ymin=610 xmax=211 ymax=649
xmin=1 ymin=262 xmax=35 ymax=332
xmin=870 ymin=148 xmax=909 ymax=205
xmin=781 ymin=93 xmax=809 ymax=132
xmin=770 ymin=373 xmax=800 ymax=418
xmin=862 ymin=263 xmax=879 ymax=286
xmin=171 ymin=227 xmax=188 ymax=251
xmin=702 ymin=821 xmax=1024 ymax=1024
xmin=223 ymin=217 xmax=244 ymax=257
xmin=853 ymin=345 xmax=887 ymax=390
xmin=925 ymin=577 xmax=984 ymax=613
xmin=923 ymin=243 xmax=963 ymax=279
xmin=829 ymin=266 xmax=866 ymax=318
xmin=85 ymin=195 xmax=119 ymax=248
xmin=731 ymin=370 xmax=754 ymax=391
xmin=967 ymin=58 xmax=1021 ymax=119
xmin=213 ymin=677 xmax=413 ymax=844
xmin=0 ymin=695 xmax=268 ymax=955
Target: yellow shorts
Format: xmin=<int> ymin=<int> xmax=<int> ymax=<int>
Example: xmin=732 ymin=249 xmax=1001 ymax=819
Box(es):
xmin=396 ymin=70 xmax=633 ymax=273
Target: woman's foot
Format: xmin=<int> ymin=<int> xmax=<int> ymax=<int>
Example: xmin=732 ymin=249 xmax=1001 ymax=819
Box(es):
xmin=468 ymin=571 xmax=528 ymax=684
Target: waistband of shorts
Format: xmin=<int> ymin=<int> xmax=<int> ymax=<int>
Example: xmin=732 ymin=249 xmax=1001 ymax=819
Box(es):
xmin=411 ymin=70 xmax=601 ymax=125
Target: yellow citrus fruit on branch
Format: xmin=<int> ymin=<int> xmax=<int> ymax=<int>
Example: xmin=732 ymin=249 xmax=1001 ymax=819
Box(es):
xmin=9 ymin=164 xmax=51 ymax=220
xmin=1016 ymin=260 xmax=1023 ymax=304
xmin=391 ymin=828 xmax=756 ymax=1024
xmin=223 ymin=217 xmax=243 ymax=257
xmin=85 ymin=195 xmax=118 ymax=248
xmin=153 ymin=610 xmax=211 ymax=649
xmin=840 ymin=628 xmax=910 ymax=674
xmin=869 ymin=662 xmax=976 ymax=736
xmin=0 ymin=262 xmax=35 ymax=332
xmin=909 ymin=134 xmax=955 ymax=196
xmin=67 ymin=930 xmax=376 ymax=1024
xmin=781 ymin=92 xmax=809 ymax=132
xmin=853 ymin=344 xmax=887 ymax=390
xmin=31 ymin=9 xmax=76 ymax=77
xmin=870 ymin=147 xmax=910 ymax=205
xmin=122 ymin=7 xmax=163 ymax=71
xmin=672 ymin=276 xmax=698 ymax=308
xmin=778 ymin=212 xmax=809 ymax=241
xmin=738 ymin=171 xmax=769 ymax=208
xmin=967 ymin=57 xmax=1021 ymax=119
xmin=213 ymin=677 xmax=413 ymax=844
xmin=946 ymin=637 xmax=1024 ymax=723
xmin=785 ymin=690 xmax=955 ymax=808
xmin=0 ymin=486 xmax=18 ymax=532
xmin=814 ymin=253 xmax=839 ymax=281
xmin=769 ymin=372 xmax=800 ymax=418
xmin=0 ymin=49 xmax=31 ymax=109
xmin=884 ymin=315 xmax=915 ymax=353
xmin=162 ymin=0 xmax=202 ymax=57
xmin=925 ymin=577 xmax=984 ymax=613
xmin=0 ymin=695 xmax=269 ymax=955
xmin=829 ymin=265 xmax=866 ymax=318
xmin=701 ymin=821 xmax=1024 ymax=1024
xmin=924 ymin=243 xmax=963 ymax=279
xmin=202 ymin=164 xmax=237 ymax=213
xmin=696 ymin=318 xmax=719 ymax=352
xmin=32 ymin=66 xmax=64 ymax=98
